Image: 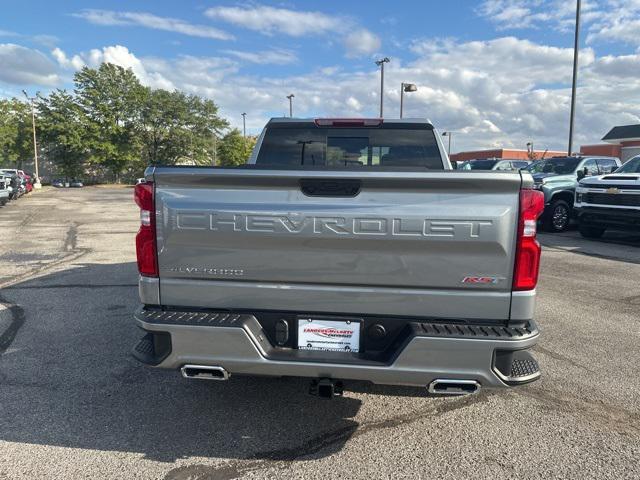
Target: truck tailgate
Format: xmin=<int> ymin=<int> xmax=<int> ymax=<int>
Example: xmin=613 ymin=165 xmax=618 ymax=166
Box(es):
xmin=153 ymin=168 xmax=523 ymax=320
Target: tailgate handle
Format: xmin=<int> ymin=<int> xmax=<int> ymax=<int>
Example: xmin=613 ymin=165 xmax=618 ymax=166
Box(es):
xmin=300 ymin=179 xmax=361 ymax=197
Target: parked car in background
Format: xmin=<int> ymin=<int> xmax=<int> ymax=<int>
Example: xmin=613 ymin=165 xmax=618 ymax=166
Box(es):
xmin=458 ymin=158 xmax=532 ymax=171
xmin=70 ymin=179 xmax=84 ymax=188
xmin=525 ymin=156 xmax=621 ymax=232
xmin=574 ymin=155 xmax=640 ymax=238
xmin=52 ymin=179 xmax=65 ymax=188
xmin=0 ymin=174 xmax=9 ymax=205
xmin=23 ymin=174 xmax=33 ymax=193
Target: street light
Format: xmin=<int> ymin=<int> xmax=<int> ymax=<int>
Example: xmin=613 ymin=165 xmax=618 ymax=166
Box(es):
xmin=400 ymin=82 xmax=417 ymax=119
xmin=241 ymin=112 xmax=247 ymax=156
xmin=286 ymin=94 xmax=294 ymax=118
xmin=442 ymin=131 xmax=454 ymax=156
xmin=375 ymin=57 xmax=390 ymax=118
xmin=22 ymin=89 xmax=40 ymax=187
xmin=568 ymin=0 xmax=581 ymax=156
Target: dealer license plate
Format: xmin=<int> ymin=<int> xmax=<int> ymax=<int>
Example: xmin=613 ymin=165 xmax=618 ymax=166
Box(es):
xmin=297 ymin=318 xmax=361 ymax=353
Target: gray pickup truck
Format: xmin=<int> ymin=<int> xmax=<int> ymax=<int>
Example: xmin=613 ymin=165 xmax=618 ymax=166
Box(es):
xmin=132 ymin=118 xmax=545 ymax=397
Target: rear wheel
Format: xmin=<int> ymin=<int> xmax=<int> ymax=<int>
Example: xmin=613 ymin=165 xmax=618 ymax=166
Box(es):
xmin=579 ymin=224 xmax=605 ymax=239
xmin=545 ymin=199 xmax=571 ymax=232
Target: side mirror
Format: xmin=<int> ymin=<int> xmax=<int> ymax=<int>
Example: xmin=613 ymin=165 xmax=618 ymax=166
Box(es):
xmin=577 ymin=169 xmax=585 ymax=180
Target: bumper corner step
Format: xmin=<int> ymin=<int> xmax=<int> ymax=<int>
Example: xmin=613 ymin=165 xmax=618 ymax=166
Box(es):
xmin=493 ymin=349 xmax=541 ymax=385
xmin=132 ymin=331 xmax=172 ymax=366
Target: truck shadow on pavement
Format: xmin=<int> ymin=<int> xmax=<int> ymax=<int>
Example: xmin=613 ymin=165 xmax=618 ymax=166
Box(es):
xmin=539 ymin=231 xmax=640 ymax=265
xmin=0 ymin=261 xmax=429 ymax=463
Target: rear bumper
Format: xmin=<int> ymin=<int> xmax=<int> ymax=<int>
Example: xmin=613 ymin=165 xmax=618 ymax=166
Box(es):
xmin=133 ymin=307 xmax=540 ymax=389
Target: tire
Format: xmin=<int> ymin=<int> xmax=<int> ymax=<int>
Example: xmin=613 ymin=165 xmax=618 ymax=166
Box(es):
xmin=579 ymin=224 xmax=605 ymax=239
xmin=544 ymin=199 xmax=571 ymax=232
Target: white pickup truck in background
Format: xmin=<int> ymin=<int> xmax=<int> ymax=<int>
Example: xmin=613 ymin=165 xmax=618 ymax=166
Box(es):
xmin=132 ymin=118 xmax=545 ymax=398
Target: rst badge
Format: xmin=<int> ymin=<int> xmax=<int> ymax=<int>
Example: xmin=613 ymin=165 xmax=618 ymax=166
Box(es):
xmin=462 ymin=276 xmax=504 ymax=285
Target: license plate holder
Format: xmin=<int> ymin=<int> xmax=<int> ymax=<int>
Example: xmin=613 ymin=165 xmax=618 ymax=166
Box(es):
xmin=297 ymin=318 xmax=361 ymax=353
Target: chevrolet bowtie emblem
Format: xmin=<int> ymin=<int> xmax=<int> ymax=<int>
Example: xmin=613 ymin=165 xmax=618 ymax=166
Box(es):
xmin=606 ymin=187 xmax=620 ymax=194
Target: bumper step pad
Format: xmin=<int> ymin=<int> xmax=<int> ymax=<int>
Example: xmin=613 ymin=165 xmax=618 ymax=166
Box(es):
xmin=132 ymin=331 xmax=172 ymax=366
xmin=493 ymin=349 xmax=540 ymax=385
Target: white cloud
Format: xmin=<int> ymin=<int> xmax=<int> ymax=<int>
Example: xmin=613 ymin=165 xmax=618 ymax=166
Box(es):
xmin=205 ymin=5 xmax=380 ymax=58
xmin=221 ymin=48 xmax=297 ymax=65
xmin=4 ymin=31 xmax=639 ymax=154
xmin=477 ymin=0 xmax=597 ymax=31
xmin=344 ymin=29 xmax=381 ymax=58
xmin=586 ymin=0 xmax=640 ymax=47
xmin=73 ymin=9 xmax=234 ymax=41
xmin=346 ymin=96 xmax=362 ymax=111
xmin=52 ymin=47 xmax=85 ymax=70
xmin=204 ymin=5 xmax=342 ymax=37
xmin=0 ymin=43 xmax=59 ymax=86
xmin=478 ymin=0 xmax=640 ymax=48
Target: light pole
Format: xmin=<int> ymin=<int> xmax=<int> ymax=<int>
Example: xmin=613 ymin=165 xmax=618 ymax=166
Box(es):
xmin=212 ymin=133 xmax=217 ymax=166
xmin=375 ymin=57 xmax=390 ymax=118
xmin=241 ymin=112 xmax=247 ymax=156
xmin=400 ymin=83 xmax=417 ymax=119
xmin=22 ymin=90 xmax=40 ymax=187
xmin=442 ymin=131 xmax=453 ymax=156
xmin=286 ymin=94 xmax=294 ymax=118
xmin=568 ymin=0 xmax=581 ymax=156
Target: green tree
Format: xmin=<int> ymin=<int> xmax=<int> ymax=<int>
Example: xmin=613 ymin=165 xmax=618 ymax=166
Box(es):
xmin=218 ymin=129 xmax=256 ymax=167
xmin=0 ymin=99 xmax=33 ymax=169
xmin=37 ymin=90 xmax=87 ymax=178
xmin=138 ymin=88 xmax=228 ymax=166
xmin=74 ymin=63 xmax=145 ymax=180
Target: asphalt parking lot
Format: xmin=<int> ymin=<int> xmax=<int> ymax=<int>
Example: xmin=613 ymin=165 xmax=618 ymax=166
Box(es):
xmin=0 ymin=187 xmax=639 ymax=480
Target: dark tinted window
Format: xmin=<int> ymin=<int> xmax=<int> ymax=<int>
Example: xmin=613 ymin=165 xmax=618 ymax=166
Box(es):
xmin=526 ymin=158 xmax=580 ymax=175
xmin=596 ymin=158 xmax=618 ymax=173
xmin=462 ymin=159 xmax=498 ymax=170
xmin=615 ymin=156 xmax=640 ymax=173
xmin=256 ymin=125 xmax=443 ymax=169
xmin=582 ymin=159 xmax=599 ymax=176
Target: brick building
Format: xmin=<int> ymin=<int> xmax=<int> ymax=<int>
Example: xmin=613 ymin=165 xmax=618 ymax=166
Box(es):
xmin=450 ymin=148 xmax=565 ymax=163
xmin=452 ymin=123 xmax=640 ymax=164
xmin=583 ymin=124 xmax=640 ymax=163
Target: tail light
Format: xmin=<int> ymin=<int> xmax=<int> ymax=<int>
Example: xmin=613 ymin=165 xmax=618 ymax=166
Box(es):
xmin=134 ymin=181 xmax=158 ymax=277
xmin=513 ymin=188 xmax=545 ymax=291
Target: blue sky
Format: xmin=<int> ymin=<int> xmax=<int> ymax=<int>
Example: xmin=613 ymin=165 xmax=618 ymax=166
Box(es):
xmin=1 ymin=1 xmax=639 ymax=151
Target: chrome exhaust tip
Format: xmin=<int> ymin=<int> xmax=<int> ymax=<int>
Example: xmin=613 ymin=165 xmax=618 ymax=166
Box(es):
xmin=181 ymin=365 xmax=229 ymax=381
xmin=427 ymin=379 xmax=480 ymax=396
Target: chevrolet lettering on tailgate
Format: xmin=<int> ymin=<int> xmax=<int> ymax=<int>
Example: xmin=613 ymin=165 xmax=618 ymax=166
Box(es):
xmin=176 ymin=211 xmax=494 ymax=239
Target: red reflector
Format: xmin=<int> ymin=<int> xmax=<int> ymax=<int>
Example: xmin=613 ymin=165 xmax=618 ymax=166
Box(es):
xmin=314 ymin=118 xmax=382 ymax=127
xmin=134 ymin=181 xmax=158 ymax=277
xmin=136 ymin=224 xmax=158 ymax=276
xmin=513 ymin=189 xmax=545 ymax=291
xmin=134 ymin=182 xmax=153 ymax=211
